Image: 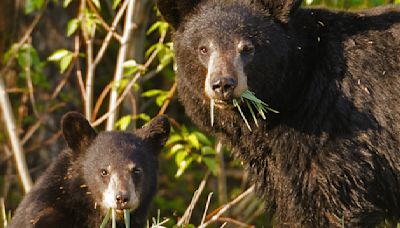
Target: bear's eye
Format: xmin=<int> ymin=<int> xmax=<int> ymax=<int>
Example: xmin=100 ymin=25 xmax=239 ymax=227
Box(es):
xmin=199 ymin=46 xmax=208 ymax=55
xmin=100 ymin=169 xmax=109 ymax=176
xmin=131 ymin=167 xmax=142 ymax=176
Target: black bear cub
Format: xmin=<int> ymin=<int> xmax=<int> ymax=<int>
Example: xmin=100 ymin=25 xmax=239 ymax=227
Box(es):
xmin=9 ymin=112 xmax=170 ymax=228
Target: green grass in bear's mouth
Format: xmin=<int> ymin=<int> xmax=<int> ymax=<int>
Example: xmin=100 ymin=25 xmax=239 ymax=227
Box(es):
xmin=210 ymin=90 xmax=278 ymax=132
xmin=101 ymin=208 xmax=130 ymax=228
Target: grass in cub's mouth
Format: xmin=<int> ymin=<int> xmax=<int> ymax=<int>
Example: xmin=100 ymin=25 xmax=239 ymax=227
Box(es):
xmin=101 ymin=208 xmax=130 ymax=228
xmin=210 ymin=90 xmax=278 ymax=131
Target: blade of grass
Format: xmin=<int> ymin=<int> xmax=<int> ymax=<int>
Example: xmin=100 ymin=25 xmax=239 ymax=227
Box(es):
xmin=100 ymin=208 xmax=112 ymax=228
xmin=233 ymin=99 xmax=252 ymax=132
xmin=112 ymin=209 xmax=116 ymax=228
xmin=124 ymin=209 xmax=130 ymax=228
xmin=245 ymin=100 xmax=258 ymax=127
xmin=210 ymin=99 xmax=215 ymax=126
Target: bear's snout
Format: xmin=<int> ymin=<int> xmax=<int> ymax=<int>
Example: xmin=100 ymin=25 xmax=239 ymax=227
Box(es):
xmin=211 ymin=76 xmax=237 ymax=100
xmin=116 ymin=191 xmax=130 ymax=205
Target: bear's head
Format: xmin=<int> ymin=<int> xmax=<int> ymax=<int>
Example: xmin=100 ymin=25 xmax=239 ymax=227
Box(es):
xmin=61 ymin=112 xmax=170 ymax=215
xmin=157 ymin=0 xmax=304 ymax=111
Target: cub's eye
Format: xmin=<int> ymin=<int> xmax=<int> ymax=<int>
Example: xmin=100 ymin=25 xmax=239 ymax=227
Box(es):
xmin=241 ymin=45 xmax=254 ymax=54
xmin=199 ymin=46 xmax=208 ymax=55
xmin=101 ymin=169 xmax=109 ymax=176
xmin=238 ymin=41 xmax=255 ymax=55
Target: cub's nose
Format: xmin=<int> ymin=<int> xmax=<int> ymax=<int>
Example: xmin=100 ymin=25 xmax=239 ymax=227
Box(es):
xmin=116 ymin=192 xmax=130 ymax=205
xmin=211 ymin=76 xmax=237 ymax=100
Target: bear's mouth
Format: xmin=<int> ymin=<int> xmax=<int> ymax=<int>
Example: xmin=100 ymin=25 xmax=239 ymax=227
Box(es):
xmin=213 ymin=99 xmax=234 ymax=109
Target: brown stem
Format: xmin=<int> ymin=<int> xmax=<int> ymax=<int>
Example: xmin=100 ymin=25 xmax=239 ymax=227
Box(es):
xmin=158 ymin=81 xmax=177 ymax=116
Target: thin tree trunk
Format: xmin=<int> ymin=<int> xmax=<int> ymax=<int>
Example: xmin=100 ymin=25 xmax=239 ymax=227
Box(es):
xmin=0 ymin=76 xmax=32 ymax=193
xmin=106 ymin=0 xmax=137 ymax=130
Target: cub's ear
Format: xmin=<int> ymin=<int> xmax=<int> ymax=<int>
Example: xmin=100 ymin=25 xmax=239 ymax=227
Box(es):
xmin=257 ymin=0 xmax=302 ymax=23
xmin=137 ymin=115 xmax=170 ymax=151
xmin=61 ymin=112 xmax=97 ymax=153
xmin=156 ymin=0 xmax=201 ymax=29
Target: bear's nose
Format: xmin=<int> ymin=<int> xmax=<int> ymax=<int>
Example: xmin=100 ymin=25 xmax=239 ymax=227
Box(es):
xmin=116 ymin=192 xmax=129 ymax=204
xmin=211 ymin=76 xmax=237 ymax=100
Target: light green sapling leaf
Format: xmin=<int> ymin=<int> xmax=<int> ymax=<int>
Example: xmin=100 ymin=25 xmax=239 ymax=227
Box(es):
xmin=67 ymin=18 xmax=80 ymax=36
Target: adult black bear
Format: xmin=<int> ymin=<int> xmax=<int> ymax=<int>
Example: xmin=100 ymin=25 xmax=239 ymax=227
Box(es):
xmin=9 ymin=112 xmax=170 ymax=228
xmin=157 ymin=0 xmax=400 ymax=226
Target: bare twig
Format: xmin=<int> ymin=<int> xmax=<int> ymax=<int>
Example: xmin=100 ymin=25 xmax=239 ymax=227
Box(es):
xmin=2 ymin=146 xmax=12 ymax=199
xmin=200 ymin=192 xmax=214 ymax=226
xmin=0 ymin=76 xmax=32 ymax=193
xmin=84 ymin=26 xmax=95 ymax=120
xmin=86 ymin=0 xmax=122 ymax=42
xmin=0 ymin=3 xmax=46 ymax=77
xmin=21 ymin=120 xmax=42 ymax=145
xmin=216 ymin=217 xmax=255 ymax=228
xmin=178 ymin=171 xmax=210 ymax=226
xmin=158 ymin=81 xmax=176 ymax=116
xmin=91 ymin=82 xmax=112 ymax=122
xmin=106 ymin=0 xmax=137 ymax=130
xmin=92 ymin=73 xmax=140 ymax=127
xmin=200 ymin=185 xmax=255 ymax=228
xmin=24 ymin=37 xmax=39 ymax=118
xmin=93 ymin=0 xmax=130 ymax=66
xmin=25 ymin=131 xmax=62 ymax=153
xmin=51 ymin=36 xmax=81 ymax=99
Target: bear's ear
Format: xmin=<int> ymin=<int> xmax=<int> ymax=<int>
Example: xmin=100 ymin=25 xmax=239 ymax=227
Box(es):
xmin=258 ymin=0 xmax=302 ymax=23
xmin=61 ymin=112 xmax=97 ymax=153
xmin=137 ymin=115 xmax=170 ymax=151
xmin=156 ymin=0 xmax=201 ymax=29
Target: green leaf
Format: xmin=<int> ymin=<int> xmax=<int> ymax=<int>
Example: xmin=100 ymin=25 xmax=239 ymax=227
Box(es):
xmin=166 ymin=134 xmax=182 ymax=147
xmin=48 ymin=49 xmax=71 ymax=62
xmin=192 ymin=131 xmax=212 ymax=146
xmin=123 ymin=60 xmax=140 ymax=76
xmin=112 ymin=0 xmax=122 ymax=9
xmin=67 ymin=18 xmax=80 ymax=36
xmin=63 ymin=0 xmax=73 ymax=7
xmin=91 ymin=0 xmax=101 ymax=9
xmin=169 ymin=144 xmax=185 ymax=156
xmin=155 ymin=93 xmax=168 ymax=107
xmin=201 ymin=146 xmax=216 ymax=156
xmin=175 ymin=150 xmax=188 ymax=166
xmin=83 ymin=9 xmax=100 ymax=37
xmin=134 ymin=113 xmax=151 ymax=122
xmin=115 ymin=115 xmax=132 ymax=130
xmin=187 ymin=134 xmax=200 ymax=149
xmin=25 ymin=0 xmax=45 ymax=14
xmin=175 ymin=157 xmax=192 ymax=178
xmin=147 ymin=21 xmax=169 ymax=36
xmin=123 ymin=60 xmax=138 ymax=68
xmin=59 ymin=53 xmax=73 ymax=73
xmin=141 ymin=89 xmax=164 ymax=97
xmin=3 ymin=44 xmax=19 ymax=63
xmin=203 ymin=157 xmax=217 ymax=175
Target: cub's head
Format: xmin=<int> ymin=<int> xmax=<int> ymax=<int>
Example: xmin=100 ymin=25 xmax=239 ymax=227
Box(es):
xmin=61 ymin=112 xmax=170 ymax=215
xmin=157 ymin=0 xmax=302 ymax=110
